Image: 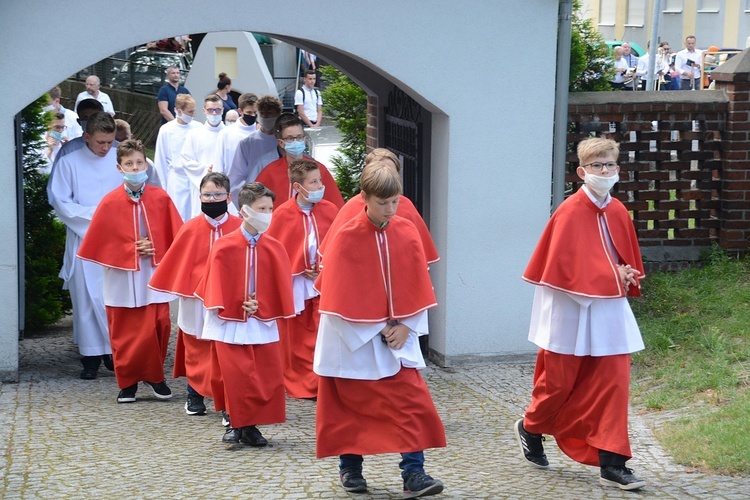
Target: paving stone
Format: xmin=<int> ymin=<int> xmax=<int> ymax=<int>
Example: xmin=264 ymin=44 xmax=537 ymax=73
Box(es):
xmin=1 ymin=323 xmax=749 ymax=498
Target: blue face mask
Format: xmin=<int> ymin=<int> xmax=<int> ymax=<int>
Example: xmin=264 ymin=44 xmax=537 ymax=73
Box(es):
xmin=122 ymin=170 xmax=148 ymax=185
xmin=284 ymin=140 xmax=306 ymax=158
xmin=302 ymin=185 xmax=325 ymax=203
xmin=50 ymin=130 xmax=64 ymax=142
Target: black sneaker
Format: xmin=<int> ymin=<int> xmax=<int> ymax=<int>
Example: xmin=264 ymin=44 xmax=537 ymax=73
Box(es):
xmin=80 ymin=367 xmax=98 ymax=380
xmin=185 ymin=393 xmax=206 ymax=415
xmin=514 ymin=419 xmax=549 ymax=469
xmin=117 ymin=384 xmax=138 ymax=403
xmin=222 ymin=427 xmax=241 ymax=444
xmin=221 ymin=410 xmax=230 ymax=427
xmin=339 ymin=469 xmax=367 ymax=493
xmin=600 ymin=466 xmax=646 ymax=491
xmin=80 ymin=356 xmax=100 ymax=380
xmin=240 ymin=426 xmax=268 ymax=447
xmin=403 ymin=471 xmax=444 ymax=498
xmin=145 ymin=381 xmax=173 ymax=400
xmin=102 ymin=354 xmax=114 ymax=371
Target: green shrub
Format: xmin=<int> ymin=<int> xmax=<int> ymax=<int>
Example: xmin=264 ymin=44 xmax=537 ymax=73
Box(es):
xmin=319 ymin=66 xmax=367 ymax=200
xmin=570 ymin=0 xmax=614 ymax=92
xmin=22 ymin=96 xmax=70 ymax=332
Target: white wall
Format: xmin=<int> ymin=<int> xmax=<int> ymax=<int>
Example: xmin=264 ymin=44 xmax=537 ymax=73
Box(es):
xmin=0 ymin=0 xmax=559 ymax=377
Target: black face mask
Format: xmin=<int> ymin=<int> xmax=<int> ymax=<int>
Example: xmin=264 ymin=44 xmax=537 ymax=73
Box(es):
xmin=241 ymin=114 xmax=257 ymax=126
xmin=201 ymin=201 xmax=228 ymax=219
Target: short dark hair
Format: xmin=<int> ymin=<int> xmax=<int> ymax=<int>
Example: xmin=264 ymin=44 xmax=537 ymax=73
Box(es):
xmin=200 ymin=172 xmax=230 ymax=192
xmin=304 ymin=69 xmax=316 ymax=78
xmin=86 ymin=112 xmax=116 ymax=136
xmin=239 ymin=182 xmax=275 ymax=207
xmin=76 ymin=98 xmax=104 ymax=115
xmin=274 ymin=113 xmax=303 ymax=137
xmin=256 ymin=95 xmax=283 ymax=115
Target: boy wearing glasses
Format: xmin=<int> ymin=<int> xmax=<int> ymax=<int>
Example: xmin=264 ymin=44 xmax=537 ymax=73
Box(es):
xmin=149 ymin=173 xmax=242 ymax=416
xmin=515 ymin=137 xmax=647 ymax=491
xmin=255 ymin=114 xmax=345 ymax=209
xmin=77 ymin=140 xmax=183 ymax=404
xmin=177 ymin=94 xmax=226 ymax=220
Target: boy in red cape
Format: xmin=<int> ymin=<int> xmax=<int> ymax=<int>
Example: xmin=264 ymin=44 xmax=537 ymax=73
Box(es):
xmin=77 ymin=139 xmax=183 ymax=403
xmin=149 ymin=172 xmax=242 ymax=416
xmin=515 ymin=137 xmax=647 ymax=491
xmin=319 ymin=148 xmax=439 ymax=266
xmin=265 ymin=159 xmax=339 ymax=399
xmin=195 ymin=182 xmax=295 ymax=447
xmin=313 ymin=162 xmax=445 ymax=498
xmin=255 ymin=113 xmax=344 ymax=209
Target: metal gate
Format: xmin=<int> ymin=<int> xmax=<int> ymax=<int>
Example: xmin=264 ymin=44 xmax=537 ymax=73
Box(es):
xmin=384 ymin=87 xmax=424 ymax=213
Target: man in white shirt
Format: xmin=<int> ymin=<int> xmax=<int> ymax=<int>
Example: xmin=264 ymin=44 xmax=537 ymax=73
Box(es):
xmin=214 ymin=93 xmax=258 ymax=174
xmin=620 ymin=43 xmax=638 ymax=91
xmin=295 ymin=70 xmax=323 ymax=127
xmin=47 ymin=112 xmax=123 ymax=380
xmin=45 ymin=86 xmax=83 ymax=139
xmin=228 ymin=95 xmax=283 ymax=204
xmin=154 ymin=94 xmax=201 ymax=217
xmin=179 ymin=94 xmax=226 ymax=219
xmin=675 ymin=35 xmax=703 ymax=90
xmin=74 ymin=75 xmax=116 ymax=116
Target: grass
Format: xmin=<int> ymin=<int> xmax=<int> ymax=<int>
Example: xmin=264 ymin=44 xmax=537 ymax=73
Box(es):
xmin=630 ymin=247 xmax=750 ymax=476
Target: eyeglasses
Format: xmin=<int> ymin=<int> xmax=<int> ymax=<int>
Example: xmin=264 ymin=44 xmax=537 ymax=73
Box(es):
xmin=200 ymin=192 xmax=228 ymax=201
xmin=205 ymin=108 xmax=223 ymax=115
xmin=281 ymin=135 xmax=305 ymax=143
xmin=581 ymin=162 xmax=618 ymax=172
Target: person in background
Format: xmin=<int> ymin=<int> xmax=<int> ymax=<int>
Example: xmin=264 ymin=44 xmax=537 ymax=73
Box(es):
xmin=224 ymin=109 xmax=239 ymax=125
xmin=74 ymin=75 xmax=115 ymax=116
xmin=295 ymin=70 xmax=323 ymax=127
xmin=154 ymin=94 xmax=201 ymax=201
xmin=620 ymin=42 xmax=638 ymax=91
xmin=157 ymin=65 xmax=190 ymax=124
xmin=44 ymin=112 xmax=67 ymax=171
xmin=215 ymin=73 xmax=237 ymax=121
xmin=214 ymin=93 xmax=258 ymax=174
xmin=676 ymin=35 xmax=703 ymax=90
xmin=45 ymin=86 xmax=83 ymax=139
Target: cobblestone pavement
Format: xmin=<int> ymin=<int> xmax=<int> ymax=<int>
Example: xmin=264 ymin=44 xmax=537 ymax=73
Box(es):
xmin=2 ymin=320 xmax=749 ymax=499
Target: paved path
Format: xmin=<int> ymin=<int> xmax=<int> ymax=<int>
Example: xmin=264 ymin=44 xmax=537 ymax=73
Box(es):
xmin=2 ymin=321 xmax=749 ymax=499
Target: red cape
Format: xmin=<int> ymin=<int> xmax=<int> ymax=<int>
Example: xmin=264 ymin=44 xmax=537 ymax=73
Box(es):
xmin=265 ymin=198 xmax=339 ymax=275
xmin=149 ymin=214 xmax=243 ymax=297
xmin=315 ymin=210 xmax=437 ymax=322
xmin=194 ymin=228 xmax=295 ymax=322
xmin=77 ymin=185 xmax=183 ymax=270
xmin=255 ymin=155 xmax=345 ymax=209
xmin=319 ymin=193 xmax=439 ymax=265
xmin=523 ymin=188 xmax=645 ymax=298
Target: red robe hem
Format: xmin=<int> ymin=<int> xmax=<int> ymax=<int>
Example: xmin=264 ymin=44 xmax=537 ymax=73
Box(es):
xmin=316 ymin=368 xmax=446 ymax=458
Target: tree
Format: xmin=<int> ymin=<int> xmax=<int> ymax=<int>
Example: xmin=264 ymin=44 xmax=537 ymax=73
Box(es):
xmin=569 ymin=0 xmax=613 ymax=92
xmin=319 ymin=66 xmax=367 ymax=200
xmin=21 ymin=96 xmax=70 ymax=332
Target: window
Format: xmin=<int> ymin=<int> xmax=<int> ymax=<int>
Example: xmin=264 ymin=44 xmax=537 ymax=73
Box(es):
xmin=600 ymin=0 xmax=616 ymax=25
xmin=664 ymin=0 xmax=683 ymax=13
xmin=626 ymin=0 xmax=646 ymax=26
xmin=698 ymin=0 xmax=720 ymax=12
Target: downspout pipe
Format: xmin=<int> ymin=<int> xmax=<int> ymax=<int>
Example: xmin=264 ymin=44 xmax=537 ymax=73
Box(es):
xmin=552 ymin=0 xmax=573 ymax=210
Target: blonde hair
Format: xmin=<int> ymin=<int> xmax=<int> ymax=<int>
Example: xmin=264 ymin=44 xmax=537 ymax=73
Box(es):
xmin=175 ymin=94 xmax=194 ymax=111
xmin=360 ymin=161 xmax=402 ymax=199
xmin=577 ymin=137 xmax=620 ymax=165
xmin=365 ymin=148 xmax=401 ymax=173
xmin=114 ymin=119 xmax=131 ymax=137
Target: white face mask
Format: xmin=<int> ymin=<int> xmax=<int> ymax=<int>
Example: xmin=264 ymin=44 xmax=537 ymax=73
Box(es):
xmin=241 ymin=205 xmax=272 ymax=233
xmin=206 ymin=114 xmax=223 ymax=126
xmin=584 ymin=172 xmax=619 ymax=198
xmin=177 ymin=111 xmax=193 ymax=124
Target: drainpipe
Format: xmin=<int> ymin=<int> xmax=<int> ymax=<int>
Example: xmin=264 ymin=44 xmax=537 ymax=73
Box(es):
xmin=645 ymin=0 xmax=662 ymax=91
xmin=552 ymin=0 xmax=573 ymax=210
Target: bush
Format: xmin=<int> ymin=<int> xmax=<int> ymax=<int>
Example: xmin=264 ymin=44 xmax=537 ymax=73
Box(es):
xmin=570 ymin=0 xmax=614 ymax=92
xmin=319 ymin=66 xmax=367 ymax=200
xmin=22 ymin=96 xmax=70 ymax=332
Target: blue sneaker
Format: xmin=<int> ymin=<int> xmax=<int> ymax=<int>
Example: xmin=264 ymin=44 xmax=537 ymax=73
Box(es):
xmin=403 ymin=471 xmax=443 ymax=498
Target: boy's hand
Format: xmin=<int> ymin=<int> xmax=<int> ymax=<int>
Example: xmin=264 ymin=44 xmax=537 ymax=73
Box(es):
xmin=382 ymin=323 xmax=410 ymax=350
xmin=242 ymin=293 xmax=259 ymax=315
xmin=302 ymin=267 xmax=319 ymax=280
xmin=618 ymin=264 xmax=640 ymax=289
xmin=135 ymin=237 xmax=155 ymax=256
